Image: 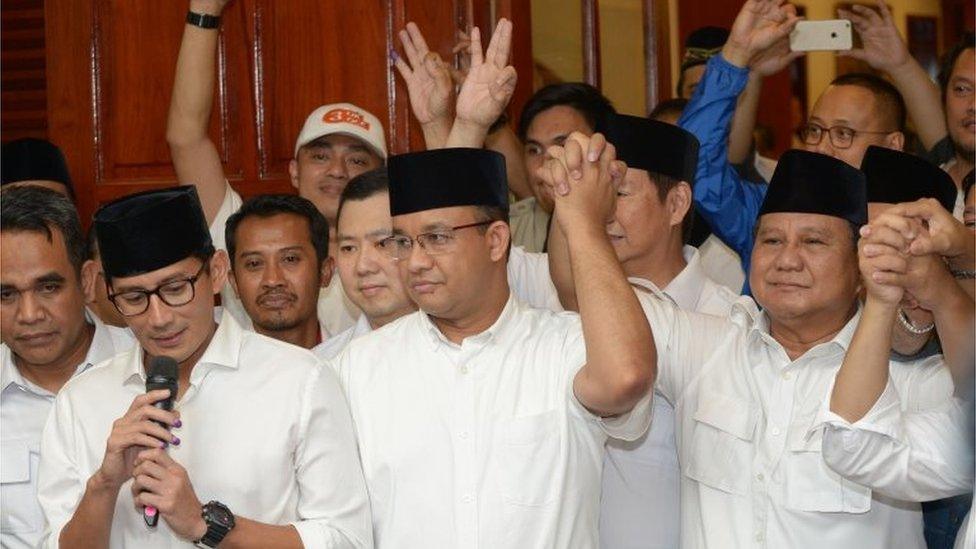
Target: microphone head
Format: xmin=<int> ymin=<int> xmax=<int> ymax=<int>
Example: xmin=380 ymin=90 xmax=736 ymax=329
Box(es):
xmin=146 ymin=356 xmax=178 ymax=393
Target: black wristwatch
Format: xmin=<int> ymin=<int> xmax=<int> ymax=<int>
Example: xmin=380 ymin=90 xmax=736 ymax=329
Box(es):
xmin=194 ymin=501 xmax=235 ymax=548
xmin=186 ymin=11 xmax=221 ymax=29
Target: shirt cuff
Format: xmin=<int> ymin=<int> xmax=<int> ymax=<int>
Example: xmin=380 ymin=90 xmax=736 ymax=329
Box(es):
xmin=599 ymin=389 xmax=655 ymax=442
xmin=701 ymin=54 xmax=751 ymax=97
xmin=808 ymin=377 xmax=904 ymax=441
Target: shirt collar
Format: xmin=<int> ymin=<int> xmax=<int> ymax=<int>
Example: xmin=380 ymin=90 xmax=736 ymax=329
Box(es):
xmin=122 ymin=311 xmax=243 ymax=388
xmin=662 ymin=246 xmax=709 ymax=310
xmin=418 ymin=292 xmax=521 ymax=351
xmin=750 ymin=301 xmax=862 ymax=358
xmin=353 ymin=314 xmax=372 ymax=337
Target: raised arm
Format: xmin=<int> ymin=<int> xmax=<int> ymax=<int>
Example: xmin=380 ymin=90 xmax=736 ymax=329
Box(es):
xmin=166 ymin=0 xmax=232 ymax=225
xmin=541 ymin=132 xmax=654 ymax=416
xmin=838 ymin=1 xmax=947 ymax=150
xmin=829 ymin=223 xmax=906 ymax=422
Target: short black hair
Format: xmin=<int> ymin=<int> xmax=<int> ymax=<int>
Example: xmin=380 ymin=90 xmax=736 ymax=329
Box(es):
xmin=517 ymin=83 xmax=615 ymax=140
xmin=1 ymin=186 xmax=86 ymax=274
xmin=336 ymin=168 xmax=390 ymax=223
xmin=829 ymin=73 xmax=907 ymax=132
xmin=938 ymin=31 xmax=975 ymax=102
xmin=648 ymin=98 xmax=689 ymax=121
xmin=225 ymin=194 xmax=329 ymax=268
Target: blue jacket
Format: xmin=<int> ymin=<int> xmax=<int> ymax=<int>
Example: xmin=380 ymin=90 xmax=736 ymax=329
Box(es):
xmin=678 ymin=54 xmax=768 ymax=293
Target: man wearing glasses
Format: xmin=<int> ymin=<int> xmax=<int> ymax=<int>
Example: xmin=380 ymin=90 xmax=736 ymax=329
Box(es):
xmin=329 ymin=147 xmax=655 ymax=547
xmin=0 ymin=187 xmax=134 ymax=549
xmin=36 ymin=187 xmax=372 ymax=549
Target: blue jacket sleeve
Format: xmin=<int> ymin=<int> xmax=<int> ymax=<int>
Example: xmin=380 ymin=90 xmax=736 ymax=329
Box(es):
xmin=678 ymin=55 xmax=768 ymax=267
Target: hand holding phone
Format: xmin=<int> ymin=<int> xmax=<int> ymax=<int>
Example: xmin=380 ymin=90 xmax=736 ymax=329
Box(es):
xmin=790 ymin=20 xmax=853 ymax=52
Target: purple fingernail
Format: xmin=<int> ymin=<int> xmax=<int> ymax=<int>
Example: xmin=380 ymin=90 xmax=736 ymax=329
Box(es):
xmin=172 ymin=436 xmax=180 ymax=445
xmin=173 ymin=419 xmax=182 ymax=428
xmin=161 ymin=441 xmax=168 ymax=449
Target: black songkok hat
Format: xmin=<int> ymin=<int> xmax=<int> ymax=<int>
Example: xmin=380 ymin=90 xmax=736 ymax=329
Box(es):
xmin=94 ymin=186 xmax=214 ymax=279
xmin=759 ymin=149 xmax=867 ymax=226
xmin=387 ymin=148 xmax=508 ymax=216
xmin=681 ymin=26 xmax=729 ymax=70
xmin=861 ymin=146 xmax=957 ymax=212
xmin=604 ymin=114 xmax=699 ymax=183
xmin=1 ymin=138 xmax=73 ymax=191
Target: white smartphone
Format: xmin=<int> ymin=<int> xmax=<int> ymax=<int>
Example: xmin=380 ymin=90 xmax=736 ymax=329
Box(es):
xmin=789 ymin=20 xmax=853 ymax=52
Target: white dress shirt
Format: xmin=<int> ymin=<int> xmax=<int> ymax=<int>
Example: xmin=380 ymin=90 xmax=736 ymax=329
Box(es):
xmin=600 ymin=247 xmax=739 ymax=549
xmin=1 ymin=314 xmax=133 ymax=549
xmin=37 ymin=312 xmax=372 ymax=549
xmin=331 ymin=294 xmax=652 ymax=548
xmin=314 ymin=314 xmax=371 ymax=361
xmin=210 ymin=182 xmax=362 ymax=337
xmin=640 ymin=291 xmax=955 ymax=549
xmin=506 ymin=245 xmax=563 ymax=312
xmin=697 ymin=235 xmax=746 ymax=294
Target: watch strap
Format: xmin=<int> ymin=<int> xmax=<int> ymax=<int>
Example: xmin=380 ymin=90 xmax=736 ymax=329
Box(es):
xmin=186 ymin=11 xmax=221 ymax=29
xmin=195 ymin=501 xmax=233 ymax=547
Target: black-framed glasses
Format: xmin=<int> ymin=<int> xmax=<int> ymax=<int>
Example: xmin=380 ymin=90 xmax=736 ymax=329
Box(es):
xmin=108 ymin=261 xmax=208 ymax=317
xmin=378 ymin=220 xmax=494 ymax=260
xmin=797 ymin=122 xmax=895 ymax=150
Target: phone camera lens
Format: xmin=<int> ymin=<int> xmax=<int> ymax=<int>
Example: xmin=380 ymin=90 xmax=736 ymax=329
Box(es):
xmin=831 ymin=32 xmax=837 ymax=38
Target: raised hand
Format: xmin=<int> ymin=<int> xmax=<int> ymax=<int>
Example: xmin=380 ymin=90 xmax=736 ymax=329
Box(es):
xmin=885 ymin=198 xmax=975 ymax=265
xmin=394 ymin=22 xmax=455 ymax=128
xmin=542 ymin=132 xmax=620 ymax=233
xmin=750 ymin=36 xmax=804 ymax=77
xmin=722 ymin=0 xmax=801 ymax=68
xmin=453 ymin=19 xmax=517 ymax=129
xmin=857 ymin=222 xmax=909 ymax=305
xmin=837 ymin=1 xmax=910 ymax=73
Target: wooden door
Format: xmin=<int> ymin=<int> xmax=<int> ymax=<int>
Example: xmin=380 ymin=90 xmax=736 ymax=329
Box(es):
xmin=43 ymin=0 xmax=530 ymax=227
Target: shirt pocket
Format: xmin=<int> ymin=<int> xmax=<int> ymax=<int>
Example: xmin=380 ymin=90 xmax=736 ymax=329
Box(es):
xmin=499 ymin=410 xmax=560 ymax=507
xmin=784 ymin=425 xmax=871 ymax=513
xmin=1 ymin=438 xmax=43 ymax=534
xmin=683 ymin=392 xmax=757 ymax=496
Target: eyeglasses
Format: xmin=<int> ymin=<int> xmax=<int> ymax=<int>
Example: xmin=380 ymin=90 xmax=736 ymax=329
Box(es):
xmin=797 ymin=122 xmax=895 ymax=150
xmin=378 ymin=220 xmax=494 ymax=260
xmin=108 ymin=261 xmax=208 ymax=317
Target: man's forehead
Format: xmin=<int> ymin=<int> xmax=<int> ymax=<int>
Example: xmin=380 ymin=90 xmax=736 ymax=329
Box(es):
xmin=392 ymin=205 xmax=478 ymax=231
xmin=527 ymin=106 xmax=592 ymax=140
xmin=758 ymin=212 xmax=847 ymax=232
xmin=303 ymin=133 xmax=373 ymax=153
xmin=812 ymin=85 xmax=876 ymax=120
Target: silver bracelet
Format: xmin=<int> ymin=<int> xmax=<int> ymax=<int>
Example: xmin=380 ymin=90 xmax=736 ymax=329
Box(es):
xmin=897 ymin=309 xmax=934 ymax=335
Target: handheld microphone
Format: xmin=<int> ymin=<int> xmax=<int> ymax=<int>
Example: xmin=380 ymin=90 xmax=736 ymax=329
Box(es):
xmin=143 ymin=356 xmax=178 ymax=528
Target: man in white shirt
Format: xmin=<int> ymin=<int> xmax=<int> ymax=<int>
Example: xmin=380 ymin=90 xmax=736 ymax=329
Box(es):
xmin=37 ymin=186 xmax=371 ymax=549
xmin=224 ymin=194 xmax=335 ymax=350
xmin=0 ymin=187 xmax=134 ymax=549
xmin=314 ymin=170 xmax=415 ymax=360
xmin=331 ymin=146 xmax=655 ymax=548
xmin=167 ymin=0 xmax=386 ymax=336
xmin=544 ymin=115 xmax=739 ymax=549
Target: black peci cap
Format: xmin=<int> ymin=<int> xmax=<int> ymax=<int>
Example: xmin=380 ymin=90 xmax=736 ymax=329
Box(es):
xmin=387 ymin=148 xmax=509 ymax=217
xmin=604 ymin=114 xmax=699 ymax=182
xmin=759 ymin=149 xmax=867 ymax=226
xmin=861 ymin=146 xmax=957 ymax=212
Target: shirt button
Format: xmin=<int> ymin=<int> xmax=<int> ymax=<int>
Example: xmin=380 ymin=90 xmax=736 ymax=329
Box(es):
xmin=459 ymin=431 xmax=469 ymax=439
xmin=459 ymin=365 xmax=469 ymax=374
xmin=771 ymin=427 xmax=781 ymax=436
xmin=755 ymin=532 xmax=764 ymax=542
xmin=781 ymin=371 xmax=792 ymax=380
xmin=756 ymin=473 xmax=764 ymax=481
xmin=461 ymin=494 xmax=474 ymax=503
